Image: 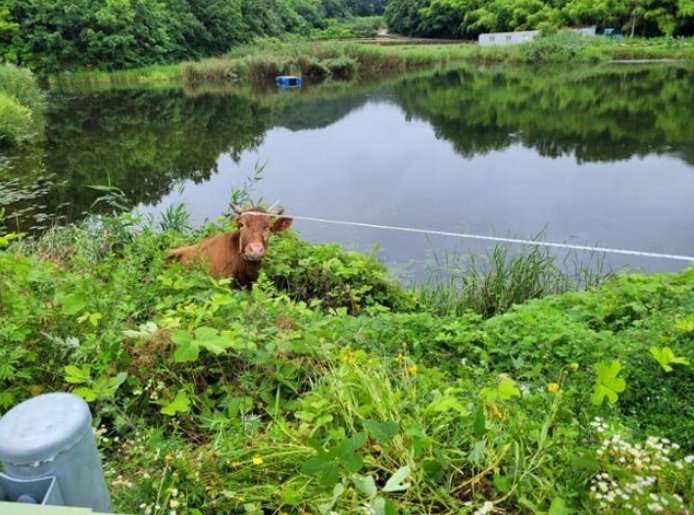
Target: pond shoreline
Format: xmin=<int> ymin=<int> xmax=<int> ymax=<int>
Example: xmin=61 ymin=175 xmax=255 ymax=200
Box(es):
xmin=47 ymin=35 xmax=694 ymax=89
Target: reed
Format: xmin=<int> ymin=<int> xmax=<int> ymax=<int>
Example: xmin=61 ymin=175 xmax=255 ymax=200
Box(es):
xmin=418 ymin=242 xmax=611 ymax=318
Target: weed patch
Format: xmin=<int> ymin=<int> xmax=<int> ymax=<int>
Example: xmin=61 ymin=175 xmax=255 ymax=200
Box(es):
xmin=1 ymin=212 xmax=693 ymax=513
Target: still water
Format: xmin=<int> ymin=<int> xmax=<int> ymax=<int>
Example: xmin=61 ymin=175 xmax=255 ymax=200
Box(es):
xmin=2 ymin=64 xmax=694 ymax=278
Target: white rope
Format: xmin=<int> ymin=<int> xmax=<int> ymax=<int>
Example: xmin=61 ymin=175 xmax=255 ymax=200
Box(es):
xmin=241 ymin=211 xmax=694 ymax=262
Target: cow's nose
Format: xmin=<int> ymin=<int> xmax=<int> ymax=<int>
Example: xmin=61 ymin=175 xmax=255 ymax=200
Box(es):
xmin=245 ymin=242 xmax=266 ymax=260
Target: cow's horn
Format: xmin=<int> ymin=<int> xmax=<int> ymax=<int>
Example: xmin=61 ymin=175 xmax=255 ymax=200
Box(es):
xmin=231 ymin=203 xmax=243 ymax=214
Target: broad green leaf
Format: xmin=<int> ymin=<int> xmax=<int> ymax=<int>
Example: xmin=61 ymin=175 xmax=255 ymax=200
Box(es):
xmin=335 ymin=432 xmax=367 ymax=456
xmin=364 ymin=419 xmax=399 ymax=443
xmin=172 ymin=330 xmax=199 ymax=362
xmin=548 ymin=497 xmax=570 ymax=515
xmin=426 ymin=389 xmax=468 ymax=415
xmin=73 ymin=387 xmax=97 ymax=402
xmin=497 ymin=376 xmax=521 ymax=400
xmin=422 ymin=458 xmax=443 ymax=481
xmin=107 ymin=372 xmax=128 ymax=392
xmin=372 ymin=497 xmax=399 ymax=515
xmin=674 ymin=317 xmax=694 ymax=333
xmin=341 ymin=453 xmax=364 ymax=473
xmin=64 ymin=364 xmax=90 ymax=384
xmin=649 ymin=346 xmax=690 ymax=372
xmin=472 ymin=404 xmax=486 ymax=438
xmin=88 ymin=312 xmax=102 ymax=327
xmin=493 ymin=474 xmax=510 ymax=493
xmin=61 ymin=292 xmax=87 ymax=315
xmin=280 ymin=487 xmax=300 ymax=506
xmin=194 ymin=326 xmax=219 ymax=340
xmin=383 ymin=465 xmax=411 ymax=492
xmin=160 ymin=390 xmax=191 ymax=416
xmin=592 ymin=360 xmax=626 ymax=405
xmin=302 ymin=458 xmax=340 ymax=487
xmin=353 ymin=474 xmax=377 ymax=499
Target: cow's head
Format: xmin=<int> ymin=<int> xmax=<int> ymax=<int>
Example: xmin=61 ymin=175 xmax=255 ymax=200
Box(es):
xmin=232 ymin=205 xmax=293 ymax=262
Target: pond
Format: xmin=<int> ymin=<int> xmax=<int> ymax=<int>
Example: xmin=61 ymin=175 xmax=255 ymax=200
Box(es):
xmin=2 ymin=63 xmax=694 ymax=279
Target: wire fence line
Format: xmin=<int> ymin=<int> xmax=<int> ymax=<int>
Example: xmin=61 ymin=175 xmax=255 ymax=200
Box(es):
xmin=241 ymin=210 xmax=694 ymax=263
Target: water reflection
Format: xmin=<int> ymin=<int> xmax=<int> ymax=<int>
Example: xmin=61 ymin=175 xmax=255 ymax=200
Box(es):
xmin=2 ymin=64 xmax=693 ymax=274
xmin=394 ymin=65 xmax=694 ymax=164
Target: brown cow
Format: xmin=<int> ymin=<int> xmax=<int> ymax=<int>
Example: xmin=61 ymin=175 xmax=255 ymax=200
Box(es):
xmin=166 ymin=205 xmax=293 ymax=288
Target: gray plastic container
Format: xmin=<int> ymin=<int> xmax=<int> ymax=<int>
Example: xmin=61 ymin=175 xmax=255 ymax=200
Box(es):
xmin=0 ymin=393 xmax=111 ymax=512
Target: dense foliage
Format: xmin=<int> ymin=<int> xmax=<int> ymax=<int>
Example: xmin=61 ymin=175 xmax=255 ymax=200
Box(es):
xmin=0 ymin=0 xmax=384 ymax=74
xmin=385 ymin=0 xmax=694 ymax=38
xmin=1 ymin=212 xmax=693 ymax=513
xmin=0 ymin=64 xmax=44 ymax=145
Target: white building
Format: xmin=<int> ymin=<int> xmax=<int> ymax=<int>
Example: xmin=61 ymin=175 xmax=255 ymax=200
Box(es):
xmin=478 ymin=26 xmax=596 ymax=46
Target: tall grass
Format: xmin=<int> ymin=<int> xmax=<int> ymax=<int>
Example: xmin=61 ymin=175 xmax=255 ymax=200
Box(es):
xmin=419 ymin=243 xmax=610 ymax=318
xmin=48 ymin=64 xmax=181 ymax=88
xmin=182 ymin=41 xmax=469 ymax=85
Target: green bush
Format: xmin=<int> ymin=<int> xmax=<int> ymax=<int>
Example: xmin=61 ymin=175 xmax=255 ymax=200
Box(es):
xmin=0 ymin=93 xmax=34 ymax=144
xmin=0 ymin=64 xmax=44 ymax=145
xmin=521 ymin=32 xmax=602 ymax=64
xmin=264 ymin=231 xmax=416 ymax=313
xmin=0 ymin=64 xmax=45 ymax=111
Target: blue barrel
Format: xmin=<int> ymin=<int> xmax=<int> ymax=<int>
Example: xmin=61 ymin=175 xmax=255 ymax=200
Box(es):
xmin=276 ymin=75 xmax=302 ymax=88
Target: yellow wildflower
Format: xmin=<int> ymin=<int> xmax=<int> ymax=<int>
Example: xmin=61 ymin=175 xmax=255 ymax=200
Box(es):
xmin=407 ymin=364 xmax=418 ymax=375
xmin=547 ymin=383 xmax=560 ymax=393
xmin=252 ymin=456 xmax=264 ymax=466
xmin=570 ymin=362 xmax=579 ymax=371
xmin=490 ymin=405 xmax=503 ymax=419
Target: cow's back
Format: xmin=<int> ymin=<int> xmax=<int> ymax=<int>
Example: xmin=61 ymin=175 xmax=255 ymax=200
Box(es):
xmin=167 ymin=232 xmax=239 ymax=279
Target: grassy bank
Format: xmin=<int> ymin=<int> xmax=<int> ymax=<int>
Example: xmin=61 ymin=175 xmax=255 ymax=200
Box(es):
xmin=0 ymin=64 xmax=45 ymax=145
xmin=47 ymin=64 xmax=183 ymax=89
xmin=48 ymin=34 xmax=694 ymax=89
xmin=1 ymin=211 xmax=693 ymax=514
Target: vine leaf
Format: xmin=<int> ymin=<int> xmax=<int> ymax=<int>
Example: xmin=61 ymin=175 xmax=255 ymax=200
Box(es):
xmin=592 ymin=360 xmax=626 ymax=405
xmin=649 ymin=346 xmax=690 ymax=372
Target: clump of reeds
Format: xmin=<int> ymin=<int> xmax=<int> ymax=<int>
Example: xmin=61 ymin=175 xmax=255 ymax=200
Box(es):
xmin=181 ymin=58 xmax=239 ymax=84
xmin=418 ymin=242 xmax=610 ymax=318
xmin=245 ymin=56 xmax=293 ymax=85
xmin=297 ymin=57 xmax=332 ymax=80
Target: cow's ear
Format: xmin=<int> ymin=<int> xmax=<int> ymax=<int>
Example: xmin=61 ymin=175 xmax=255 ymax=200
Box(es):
xmin=271 ymin=216 xmax=293 ymax=233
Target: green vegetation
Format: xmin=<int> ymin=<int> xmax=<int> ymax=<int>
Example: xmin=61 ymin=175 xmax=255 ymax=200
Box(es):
xmin=48 ymin=35 xmax=694 ymax=89
xmin=392 ymin=63 xmax=694 ymax=163
xmin=385 ymin=0 xmax=694 ymax=39
xmin=1 ymin=210 xmax=693 ymax=513
xmin=181 ymin=41 xmax=471 ymax=85
xmin=0 ymin=0 xmax=386 ymax=75
xmin=308 ymin=15 xmax=383 ymax=39
xmin=0 ymin=64 xmax=44 ymax=145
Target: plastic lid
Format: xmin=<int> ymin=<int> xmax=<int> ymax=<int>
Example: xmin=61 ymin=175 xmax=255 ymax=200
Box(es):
xmin=0 ymin=393 xmax=92 ymax=465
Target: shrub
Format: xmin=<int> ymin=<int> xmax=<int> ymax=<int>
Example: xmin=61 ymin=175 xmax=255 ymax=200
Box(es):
xmin=521 ymin=32 xmax=602 ymax=64
xmin=0 ymin=64 xmax=44 ymax=145
xmin=0 ymin=63 xmax=45 ymax=112
xmin=263 ymin=231 xmax=416 ymax=313
xmin=0 ymin=93 xmax=34 ymax=144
